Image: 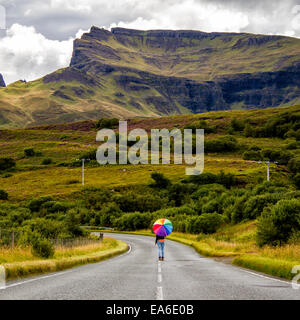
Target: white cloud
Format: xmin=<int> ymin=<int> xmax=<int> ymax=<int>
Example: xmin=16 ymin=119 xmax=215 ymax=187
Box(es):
xmin=110 ymin=1 xmax=249 ymax=33
xmin=50 ymin=0 xmax=92 ymax=13
xmin=0 ymin=23 xmax=74 ymax=84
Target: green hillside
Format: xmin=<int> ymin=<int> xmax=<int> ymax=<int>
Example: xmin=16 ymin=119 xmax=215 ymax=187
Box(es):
xmin=0 ymin=27 xmax=300 ymax=128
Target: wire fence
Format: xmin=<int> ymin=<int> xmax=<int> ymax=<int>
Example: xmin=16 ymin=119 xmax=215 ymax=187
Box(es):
xmin=0 ymin=229 xmax=22 ymax=248
xmin=49 ymin=236 xmax=103 ymax=249
xmin=0 ymin=228 xmax=103 ymax=249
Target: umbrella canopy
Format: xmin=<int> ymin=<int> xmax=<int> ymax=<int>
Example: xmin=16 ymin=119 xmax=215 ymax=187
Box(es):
xmin=153 ymin=218 xmax=173 ymax=237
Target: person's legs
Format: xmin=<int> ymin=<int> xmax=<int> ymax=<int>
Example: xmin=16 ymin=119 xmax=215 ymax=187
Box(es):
xmin=157 ymin=242 xmax=162 ymax=259
xmin=161 ymin=242 xmax=165 ymax=259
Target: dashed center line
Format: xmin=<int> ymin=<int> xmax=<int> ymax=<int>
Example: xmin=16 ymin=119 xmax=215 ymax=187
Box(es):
xmin=156 ymin=261 xmax=163 ymax=300
xmin=157 ymin=286 xmax=163 ymax=300
xmin=158 ymin=263 xmax=162 ymax=273
xmin=158 ymin=273 xmax=162 ymax=283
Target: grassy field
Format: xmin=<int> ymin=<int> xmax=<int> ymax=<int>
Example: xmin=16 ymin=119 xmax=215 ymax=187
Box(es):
xmin=2 ymin=237 xmax=128 ymax=280
xmin=1 ymin=105 xmax=298 ymax=201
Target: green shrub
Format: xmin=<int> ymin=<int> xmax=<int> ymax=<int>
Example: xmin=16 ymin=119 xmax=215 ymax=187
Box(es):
xmin=261 ymin=149 xmax=292 ymax=165
xmin=150 ymin=172 xmax=171 ymax=189
xmin=65 ymin=210 xmax=84 ymax=237
xmin=168 ymin=183 xmax=190 ymax=206
xmin=186 ymin=171 xmax=237 ymax=188
xmin=22 ymin=218 xmax=64 ymax=239
xmin=243 ymin=193 xmax=283 ymax=220
xmin=28 ymin=196 xmax=53 ymax=212
xmin=186 ymin=172 xmax=217 ymax=185
xmin=256 ymin=199 xmax=300 ymax=246
xmin=79 ymin=149 xmax=97 ymax=161
xmin=114 ymin=212 xmax=152 ymax=231
xmin=202 ymin=199 xmax=220 ymax=214
xmin=205 ymin=136 xmax=238 ymax=153
xmin=96 ymin=118 xmax=119 ymax=130
xmin=153 ymin=205 xmax=196 ymax=218
xmin=0 ymin=158 xmax=16 ymax=171
xmin=231 ymin=194 xmax=250 ymax=223
xmin=243 ymin=150 xmax=261 ymax=161
xmin=230 ymin=118 xmax=245 ymax=132
xmin=0 ymin=189 xmax=8 ymax=200
xmin=30 ymin=232 xmax=55 ymax=259
xmin=113 ymin=192 xmax=165 ymax=213
xmin=41 ymin=201 xmax=69 ymax=213
xmin=187 ymin=213 xmax=224 ymax=234
xmin=285 ymin=141 xmax=299 ymax=150
xmin=97 ymin=203 xmax=122 ymax=226
xmin=184 ymin=120 xmax=215 ymax=133
xmin=2 ymin=173 xmax=12 ymax=178
xmin=249 ymin=145 xmax=262 ymax=151
xmin=293 ymin=173 xmax=300 ymax=190
xmin=24 ymin=148 xmax=35 ymax=157
xmin=191 ymin=184 xmax=226 ymax=199
xmin=42 ymin=158 xmax=53 ymax=165
xmin=288 ymin=157 xmax=300 ymax=175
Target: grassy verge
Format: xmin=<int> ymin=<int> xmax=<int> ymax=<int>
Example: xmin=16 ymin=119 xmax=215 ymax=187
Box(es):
xmin=2 ymin=238 xmax=128 ymax=280
xmin=232 ymin=255 xmax=299 ymax=280
xmin=92 ymin=223 xmax=300 ymax=281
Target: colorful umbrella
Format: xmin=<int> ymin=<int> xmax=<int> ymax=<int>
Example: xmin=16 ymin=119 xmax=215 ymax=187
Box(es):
xmin=153 ymin=218 xmax=173 ymax=237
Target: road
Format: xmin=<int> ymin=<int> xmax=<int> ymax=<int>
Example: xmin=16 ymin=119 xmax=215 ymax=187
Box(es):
xmin=0 ymin=233 xmax=299 ymax=300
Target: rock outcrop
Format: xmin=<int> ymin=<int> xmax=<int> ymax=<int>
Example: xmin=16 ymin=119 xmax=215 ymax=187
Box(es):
xmin=1 ymin=27 xmax=300 ymax=128
xmin=65 ymin=27 xmax=300 ymax=113
xmin=0 ymin=74 xmax=6 ymax=87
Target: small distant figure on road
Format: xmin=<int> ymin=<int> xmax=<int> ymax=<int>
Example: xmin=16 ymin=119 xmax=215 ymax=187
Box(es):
xmin=152 ymin=218 xmax=173 ymax=262
xmin=155 ymin=235 xmax=165 ymax=261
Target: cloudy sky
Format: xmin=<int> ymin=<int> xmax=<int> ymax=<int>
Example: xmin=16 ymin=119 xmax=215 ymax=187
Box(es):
xmin=0 ymin=0 xmax=300 ymax=84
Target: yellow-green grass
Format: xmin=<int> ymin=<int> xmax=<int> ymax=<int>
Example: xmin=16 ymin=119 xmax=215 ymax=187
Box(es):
xmin=1 ymin=238 xmax=128 ymax=280
xmin=0 ymin=104 xmax=297 ymax=180
xmin=233 ymin=255 xmax=299 ymax=280
xmin=0 ymin=153 xmax=268 ymax=201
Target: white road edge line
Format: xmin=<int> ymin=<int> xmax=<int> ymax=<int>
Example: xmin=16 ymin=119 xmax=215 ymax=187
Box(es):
xmin=2 ymin=270 xmax=73 ymax=290
xmin=125 ymin=244 xmax=132 ymax=255
xmin=157 ymin=286 xmax=163 ymax=300
xmin=239 ymin=268 xmax=292 ymax=285
xmin=1 ymin=243 xmax=132 ymax=291
xmin=158 ymin=261 xmax=161 ymax=273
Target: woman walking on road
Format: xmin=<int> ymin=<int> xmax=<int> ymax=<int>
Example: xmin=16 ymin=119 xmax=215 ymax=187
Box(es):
xmin=155 ymin=235 xmax=165 ymax=261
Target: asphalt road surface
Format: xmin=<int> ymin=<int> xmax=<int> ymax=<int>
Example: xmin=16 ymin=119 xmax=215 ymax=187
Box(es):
xmin=0 ymin=233 xmax=300 ymax=300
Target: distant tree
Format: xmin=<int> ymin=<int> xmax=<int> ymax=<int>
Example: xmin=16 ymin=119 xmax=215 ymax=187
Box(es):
xmin=0 ymin=158 xmax=16 ymax=171
xmin=150 ymin=172 xmax=171 ymax=189
xmin=24 ymin=148 xmax=35 ymax=157
xmin=0 ymin=189 xmax=8 ymax=200
xmin=96 ymin=118 xmax=119 ymax=130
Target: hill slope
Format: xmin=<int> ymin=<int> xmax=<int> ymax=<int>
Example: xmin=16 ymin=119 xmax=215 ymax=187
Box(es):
xmin=1 ymin=27 xmax=300 ymax=128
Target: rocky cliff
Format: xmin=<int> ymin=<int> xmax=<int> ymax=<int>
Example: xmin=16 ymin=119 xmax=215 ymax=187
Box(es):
xmin=1 ymin=27 xmax=300 ymax=128
xmin=0 ymin=74 xmax=5 ymax=87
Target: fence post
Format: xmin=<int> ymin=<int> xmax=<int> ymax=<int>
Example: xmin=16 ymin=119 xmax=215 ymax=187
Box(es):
xmin=100 ymin=233 xmax=104 ymax=241
xmin=11 ymin=230 xmax=15 ymax=249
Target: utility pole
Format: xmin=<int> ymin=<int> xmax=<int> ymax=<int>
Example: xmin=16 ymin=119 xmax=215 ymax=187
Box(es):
xmin=258 ymin=161 xmax=279 ymax=182
xmin=76 ymin=159 xmax=90 ymax=186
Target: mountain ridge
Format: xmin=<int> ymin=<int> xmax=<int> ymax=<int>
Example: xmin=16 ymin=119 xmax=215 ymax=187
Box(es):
xmin=0 ymin=26 xmax=300 ymax=128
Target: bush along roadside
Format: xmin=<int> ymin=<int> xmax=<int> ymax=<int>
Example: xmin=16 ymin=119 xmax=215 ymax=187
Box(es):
xmin=3 ymin=239 xmax=128 ymax=280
